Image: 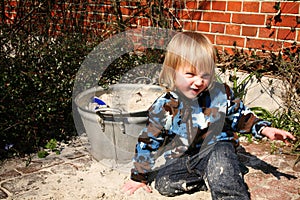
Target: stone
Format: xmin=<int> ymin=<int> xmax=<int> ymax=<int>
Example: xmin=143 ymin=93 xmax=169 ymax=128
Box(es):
xmin=0 ymin=188 xmax=8 ymax=199
xmin=16 ymin=157 xmax=64 ymax=174
xmin=68 ymin=156 xmax=93 ymax=170
xmin=1 ymin=171 xmax=51 ymax=195
xmin=50 ymin=163 xmax=77 ymax=175
xmin=0 ymin=169 xmax=21 ymax=182
xmin=63 ymin=150 xmax=86 ymax=160
xmin=217 ymin=69 xmax=285 ymax=112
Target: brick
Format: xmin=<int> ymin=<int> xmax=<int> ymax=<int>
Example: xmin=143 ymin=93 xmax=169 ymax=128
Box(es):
xmin=99 ymin=5 xmax=112 ymax=13
xmin=90 ymin=22 xmax=99 ymax=30
xmin=197 ymin=22 xmax=210 ymax=32
xmin=192 ymin=10 xmax=202 ymax=20
xmin=227 ymin=2 xmax=242 ymax=12
xmin=246 ymin=38 xmax=282 ymax=51
xmin=86 ymin=5 xmax=94 ymax=12
xmin=120 ymin=7 xmax=132 ymax=15
xmin=212 ymin=1 xmax=226 ymax=11
xmin=87 ymin=13 xmax=94 ymax=20
xmin=137 ymin=7 xmax=149 ymax=16
xmin=211 ymin=23 xmax=225 ymax=33
xmin=275 ymin=15 xmax=299 ymax=27
xmin=201 ymin=1 xmax=211 ymax=10
xmin=281 ymin=2 xmax=299 ymax=14
xmin=277 ymin=29 xmax=296 ymax=41
xmin=101 ymin=0 xmax=112 ymax=4
xmin=139 ymin=18 xmax=149 ymax=26
xmin=174 ymin=21 xmax=182 ymax=29
xmin=259 ymin=27 xmax=276 ymax=39
xmin=262 ymin=2 xmax=299 ymax=15
xmin=83 ymin=20 xmax=90 ymax=27
xmin=203 ymin=12 xmax=230 ymax=23
xmin=243 ymin=2 xmax=259 ymax=12
xmin=87 ymin=0 xmax=97 ymax=3
xmin=242 ymin=26 xmax=258 ymax=37
xmin=119 ymin=1 xmax=129 ymax=6
xmin=9 ymin=0 xmax=17 ymax=7
xmin=140 ymin=0 xmax=147 ymax=6
xmin=223 ymin=47 xmax=236 ymax=55
xmin=204 ymin=34 xmax=215 ymax=44
xmin=4 ymin=12 xmax=16 ymax=20
xmin=261 ymin=2 xmax=277 ymax=13
xmin=283 ymin=41 xmax=298 ymax=49
xmin=178 ymin=10 xmax=191 ymax=20
xmin=186 ymin=1 xmax=198 ymax=9
xmin=216 ymin=35 xmax=244 ymax=47
xmin=110 ymin=15 xmax=117 ymax=21
xmin=174 ymin=0 xmax=186 ymax=9
xmin=183 ymin=21 xmax=197 ymax=31
xmin=163 ymin=0 xmax=173 ymax=8
xmin=215 ymin=46 xmax=223 ymax=53
xmin=226 ymin=24 xmax=241 ymax=35
xmin=232 ymin=14 xmax=265 ymax=25
xmin=198 ymin=1 xmax=208 ymax=9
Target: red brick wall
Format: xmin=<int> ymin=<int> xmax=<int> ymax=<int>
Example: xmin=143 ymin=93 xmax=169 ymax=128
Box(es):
xmin=183 ymin=1 xmax=300 ymax=52
xmin=2 ymin=0 xmax=300 ymax=52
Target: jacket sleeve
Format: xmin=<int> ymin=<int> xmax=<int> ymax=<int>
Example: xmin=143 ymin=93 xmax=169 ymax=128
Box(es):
xmin=130 ymin=92 xmax=177 ymax=183
xmin=224 ymin=84 xmax=271 ymax=139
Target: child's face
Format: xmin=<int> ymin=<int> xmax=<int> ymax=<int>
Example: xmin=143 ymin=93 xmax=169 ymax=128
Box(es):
xmin=175 ymin=65 xmax=211 ymax=99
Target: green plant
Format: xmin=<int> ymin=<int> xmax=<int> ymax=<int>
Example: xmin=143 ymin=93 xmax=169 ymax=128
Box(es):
xmin=0 ymin=0 xmax=178 ymax=159
xmin=37 ymin=138 xmax=60 ymax=158
xmin=217 ymin=43 xmax=299 ymax=151
xmin=270 ymin=141 xmax=277 ymax=154
xmin=45 ymin=139 xmax=58 ymax=151
xmin=228 ymin=68 xmax=255 ymax=100
xmin=216 ymin=47 xmax=265 ymax=100
xmin=1 ymin=0 xmax=298 ymax=159
xmin=250 ymin=106 xmax=299 ymax=154
xmin=37 ymin=150 xmax=49 ymax=159
xmin=0 ymin=5 xmax=103 ymax=159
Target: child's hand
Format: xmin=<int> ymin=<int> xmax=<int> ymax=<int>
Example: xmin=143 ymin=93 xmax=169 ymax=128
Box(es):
xmin=261 ymin=127 xmax=296 ymax=145
xmin=122 ymin=179 xmax=152 ymax=195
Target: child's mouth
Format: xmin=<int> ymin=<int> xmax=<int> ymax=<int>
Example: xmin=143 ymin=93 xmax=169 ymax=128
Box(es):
xmin=191 ymin=88 xmax=200 ymax=94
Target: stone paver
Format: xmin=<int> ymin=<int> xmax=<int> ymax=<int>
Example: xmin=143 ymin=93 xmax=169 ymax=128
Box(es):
xmin=0 ymin=134 xmax=299 ymax=200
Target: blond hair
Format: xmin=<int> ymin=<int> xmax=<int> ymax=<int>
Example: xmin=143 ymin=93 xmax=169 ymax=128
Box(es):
xmin=159 ymin=31 xmax=216 ymax=90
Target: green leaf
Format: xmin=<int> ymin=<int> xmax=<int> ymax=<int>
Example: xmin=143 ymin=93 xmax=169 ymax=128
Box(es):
xmin=45 ymin=139 xmax=57 ymax=150
xmin=37 ymin=150 xmax=49 ymax=158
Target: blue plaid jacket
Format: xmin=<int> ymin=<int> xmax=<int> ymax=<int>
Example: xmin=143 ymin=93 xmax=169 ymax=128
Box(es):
xmin=131 ymin=82 xmax=271 ymax=183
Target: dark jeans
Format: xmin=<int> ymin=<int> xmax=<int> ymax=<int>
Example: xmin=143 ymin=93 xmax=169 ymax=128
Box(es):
xmin=154 ymin=142 xmax=250 ymax=200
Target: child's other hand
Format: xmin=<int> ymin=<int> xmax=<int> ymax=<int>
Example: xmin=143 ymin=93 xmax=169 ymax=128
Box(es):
xmin=261 ymin=127 xmax=296 ymax=145
xmin=122 ymin=179 xmax=152 ymax=195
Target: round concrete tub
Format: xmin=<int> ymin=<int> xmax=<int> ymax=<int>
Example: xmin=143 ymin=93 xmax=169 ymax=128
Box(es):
xmin=75 ymin=84 xmax=164 ymax=169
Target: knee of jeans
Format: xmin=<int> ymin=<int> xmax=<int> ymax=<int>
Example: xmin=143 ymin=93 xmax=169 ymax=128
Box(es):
xmin=155 ymin=176 xmax=176 ymax=197
xmin=209 ymin=153 xmax=238 ymax=177
xmin=211 ymin=143 xmax=237 ymax=163
xmin=206 ymin=146 xmax=238 ymax=176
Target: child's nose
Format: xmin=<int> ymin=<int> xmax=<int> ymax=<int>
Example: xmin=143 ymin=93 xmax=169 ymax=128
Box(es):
xmin=194 ymin=76 xmax=203 ymax=85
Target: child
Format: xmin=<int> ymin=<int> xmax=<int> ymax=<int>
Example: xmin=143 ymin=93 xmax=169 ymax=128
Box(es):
xmin=122 ymin=31 xmax=295 ymax=199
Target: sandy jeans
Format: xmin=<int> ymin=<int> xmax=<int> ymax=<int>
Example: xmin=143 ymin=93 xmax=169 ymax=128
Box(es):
xmin=154 ymin=142 xmax=250 ymax=200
